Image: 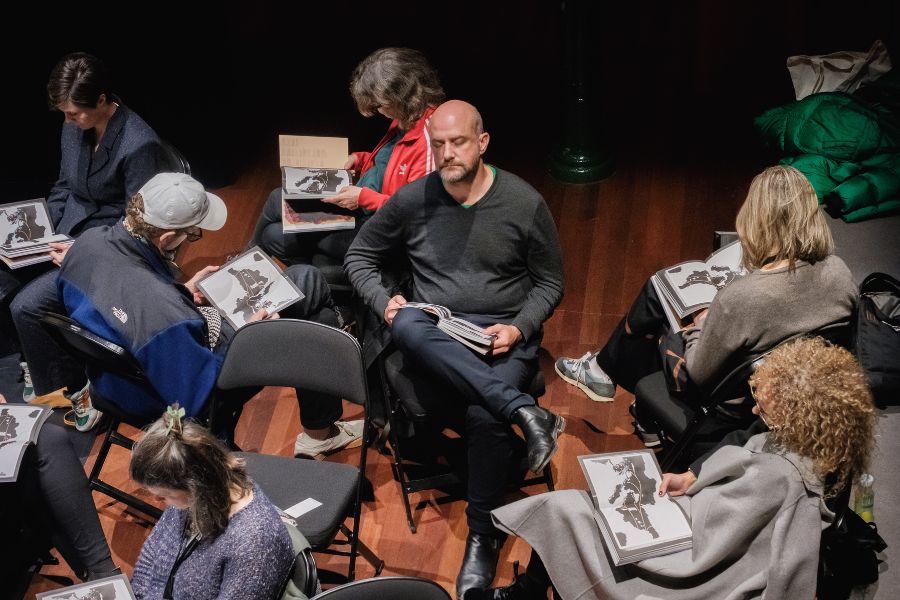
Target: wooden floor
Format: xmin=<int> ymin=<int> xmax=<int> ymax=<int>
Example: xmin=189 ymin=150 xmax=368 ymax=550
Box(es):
xmin=26 ymin=147 xmax=757 ymax=597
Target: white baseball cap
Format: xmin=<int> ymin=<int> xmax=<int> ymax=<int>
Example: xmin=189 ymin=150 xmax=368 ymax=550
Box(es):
xmin=137 ymin=172 xmax=227 ymax=231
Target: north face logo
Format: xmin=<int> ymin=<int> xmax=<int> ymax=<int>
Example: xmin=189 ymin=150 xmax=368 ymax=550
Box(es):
xmin=398 ymin=163 xmax=408 ymax=175
xmin=112 ymin=306 xmax=128 ymax=324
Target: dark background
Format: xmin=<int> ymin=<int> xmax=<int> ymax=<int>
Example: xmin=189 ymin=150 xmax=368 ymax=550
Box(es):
xmin=2 ymin=0 xmax=896 ymax=194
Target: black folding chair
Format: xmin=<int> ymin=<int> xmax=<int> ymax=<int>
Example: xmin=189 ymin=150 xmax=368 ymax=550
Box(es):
xmin=216 ymin=318 xmax=383 ymax=582
xmin=312 ymin=575 xmax=451 ymax=599
xmin=636 ymin=321 xmax=852 ymax=472
xmin=38 ymin=312 xmax=163 ymax=520
xmin=378 ymin=347 xmax=555 ymax=533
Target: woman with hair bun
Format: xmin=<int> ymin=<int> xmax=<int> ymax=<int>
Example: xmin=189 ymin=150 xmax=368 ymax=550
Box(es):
xmin=130 ymin=408 xmax=294 ymax=600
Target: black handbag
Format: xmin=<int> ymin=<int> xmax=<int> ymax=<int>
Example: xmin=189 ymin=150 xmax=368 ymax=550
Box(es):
xmin=854 ymin=272 xmax=900 ymax=407
xmin=817 ymin=508 xmax=887 ymax=600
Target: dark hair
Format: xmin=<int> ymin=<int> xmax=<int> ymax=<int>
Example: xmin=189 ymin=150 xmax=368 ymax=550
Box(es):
xmin=47 ymin=52 xmax=112 ymax=109
xmin=130 ymin=416 xmax=252 ymax=537
xmin=350 ymin=47 xmax=445 ymax=129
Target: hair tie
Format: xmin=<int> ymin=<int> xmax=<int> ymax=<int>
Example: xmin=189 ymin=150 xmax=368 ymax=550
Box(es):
xmin=165 ymin=404 xmax=186 ymax=435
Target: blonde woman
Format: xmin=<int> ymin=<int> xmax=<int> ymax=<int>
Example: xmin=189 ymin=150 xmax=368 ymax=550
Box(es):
xmin=554 ymin=165 xmax=856 ymax=441
xmin=471 ymin=337 xmax=876 ymax=600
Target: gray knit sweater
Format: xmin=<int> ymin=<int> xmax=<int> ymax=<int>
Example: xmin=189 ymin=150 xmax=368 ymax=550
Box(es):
xmin=344 ymin=169 xmax=564 ymax=341
xmin=684 ymin=255 xmax=857 ymax=386
xmin=131 ymin=484 xmax=293 ymax=600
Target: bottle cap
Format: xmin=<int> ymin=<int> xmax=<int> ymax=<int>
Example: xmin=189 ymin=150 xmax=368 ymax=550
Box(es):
xmin=860 ymin=473 xmax=875 ymax=487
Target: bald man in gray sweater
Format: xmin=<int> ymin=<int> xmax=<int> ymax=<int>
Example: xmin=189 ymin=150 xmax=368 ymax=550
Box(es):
xmin=345 ymin=100 xmax=565 ymax=600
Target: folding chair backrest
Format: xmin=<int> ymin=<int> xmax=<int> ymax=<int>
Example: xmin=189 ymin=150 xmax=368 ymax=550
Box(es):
xmin=39 ymin=312 xmax=145 ymax=383
xmin=313 ymin=576 xmax=451 ymax=599
xmin=216 ymin=319 xmax=367 ymax=407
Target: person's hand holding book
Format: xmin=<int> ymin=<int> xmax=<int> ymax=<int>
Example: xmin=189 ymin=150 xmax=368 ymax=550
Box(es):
xmin=184 ymin=265 xmax=221 ymax=305
xmin=247 ymin=308 xmax=280 ymax=323
xmin=384 ymin=294 xmax=408 ymax=325
xmin=49 ymin=240 xmax=74 ymax=266
xmin=658 ymin=470 xmax=697 ymax=497
xmin=484 ymin=323 xmax=521 ymax=355
xmin=322 ymin=186 xmax=362 ymax=210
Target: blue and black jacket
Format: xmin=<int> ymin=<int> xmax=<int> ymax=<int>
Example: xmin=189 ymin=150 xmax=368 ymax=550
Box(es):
xmin=58 ymin=223 xmax=223 ymax=418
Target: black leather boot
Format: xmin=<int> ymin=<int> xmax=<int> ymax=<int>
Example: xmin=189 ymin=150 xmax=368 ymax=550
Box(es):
xmin=456 ymin=532 xmax=504 ymax=600
xmin=512 ymin=405 xmax=565 ymax=473
xmin=463 ymin=560 xmax=550 ymax=600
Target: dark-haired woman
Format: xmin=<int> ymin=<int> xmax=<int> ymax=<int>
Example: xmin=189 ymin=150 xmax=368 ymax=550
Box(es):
xmin=3 ymin=52 xmax=166 ymax=422
xmin=250 ymin=46 xmax=445 ymax=264
xmin=130 ymin=412 xmax=294 ymax=600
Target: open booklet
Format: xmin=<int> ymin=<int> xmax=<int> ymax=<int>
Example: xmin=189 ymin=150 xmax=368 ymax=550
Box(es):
xmin=399 ymin=302 xmax=496 ymax=355
xmin=579 ymin=449 xmax=692 ymax=565
xmin=0 ymin=404 xmax=52 ymax=483
xmin=0 ymin=198 xmax=74 ymax=269
xmin=36 ymin=573 xmax=136 ymax=600
xmin=279 ymin=135 xmax=355 ymax=233
xmin=650 ymin=239 xmax=744 ymax=332
xmin=196 ymin=247 xmax=306 ymax=330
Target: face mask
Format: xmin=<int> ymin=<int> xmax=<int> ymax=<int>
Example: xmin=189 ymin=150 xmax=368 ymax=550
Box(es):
xmin=163 ymin=232 xmax=188 ymax=252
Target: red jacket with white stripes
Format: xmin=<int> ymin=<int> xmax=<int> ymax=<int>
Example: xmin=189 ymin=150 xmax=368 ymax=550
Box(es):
xmin=351 ymin=106 xmax=437 ymax=211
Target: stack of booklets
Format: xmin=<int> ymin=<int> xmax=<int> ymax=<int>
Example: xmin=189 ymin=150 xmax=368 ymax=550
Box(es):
xmin=279 ymin=135 xmax=355 ymax=233
xmin=0 ymin=198 xmax=73 ymax=269
xmin=579 ymin=449 xmax=692 ymax=565
xmin=649 ymin=240 xmax=744 ymax=331
xmin=399 ymin=302 xmax=496 ymax=355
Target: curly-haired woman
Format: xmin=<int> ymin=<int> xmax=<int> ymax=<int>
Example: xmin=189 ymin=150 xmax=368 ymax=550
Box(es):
xmin=469 ymin=336 xmax=876 ymax=599
xmin=130 ymin=411 xmax=294 ymax=600
xmin=250 ymin=47 xmax=445 ymax=265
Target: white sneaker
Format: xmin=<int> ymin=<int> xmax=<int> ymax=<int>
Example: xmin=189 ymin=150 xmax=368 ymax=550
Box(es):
xmin=20 ymin=362 xmax=36 ymax=403
xmin=69 ymin=383 xmax=102 ymax=432
xmin=294 ymin=420 xmax=365 ymax=459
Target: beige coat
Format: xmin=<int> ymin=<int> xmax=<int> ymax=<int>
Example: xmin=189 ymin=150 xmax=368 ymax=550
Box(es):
xmin=491 ymin=434 xmax=831 ymax=599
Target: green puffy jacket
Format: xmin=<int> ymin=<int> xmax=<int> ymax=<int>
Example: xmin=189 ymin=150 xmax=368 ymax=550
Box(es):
xmin=755 ymin=85 xmax=900 ymax=222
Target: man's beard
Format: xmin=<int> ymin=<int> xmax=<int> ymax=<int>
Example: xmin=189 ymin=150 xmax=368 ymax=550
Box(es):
xmin=438 ymin=161 xmax=477 ymax=184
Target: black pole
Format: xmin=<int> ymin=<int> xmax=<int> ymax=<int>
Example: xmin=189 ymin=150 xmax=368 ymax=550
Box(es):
xmin=549 ymin=0 xmax=615 ymax=183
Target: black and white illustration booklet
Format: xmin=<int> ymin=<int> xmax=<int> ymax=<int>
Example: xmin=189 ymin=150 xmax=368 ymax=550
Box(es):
xmin=578 ymin=449 xmax=692 ymax=565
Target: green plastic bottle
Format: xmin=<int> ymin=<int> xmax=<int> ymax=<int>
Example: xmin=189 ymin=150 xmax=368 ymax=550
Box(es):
xmin=854 ymin=473 xmax=875 ymax=523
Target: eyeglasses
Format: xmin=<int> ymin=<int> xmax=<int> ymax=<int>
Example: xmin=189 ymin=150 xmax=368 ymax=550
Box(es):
xmin=184 ymin=227 xmax=202 ymax=242
xmin=749 ymin=383 xmax=776 ymax=429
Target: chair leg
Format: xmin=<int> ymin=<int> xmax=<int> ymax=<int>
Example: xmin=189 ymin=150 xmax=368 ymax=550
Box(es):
xmin=386 ymin=414 xmax=418 ymax=533
xmin=87 ymin=417 xmax=162 ymax=520
xmin=660 ymin=407 xmax=710 ymax=472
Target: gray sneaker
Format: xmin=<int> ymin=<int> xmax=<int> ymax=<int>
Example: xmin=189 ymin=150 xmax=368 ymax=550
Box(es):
xmin=554 ymin=352 xmax=616 ymax=402
xmin=20 ymin=362 xmax=36 ymax=403
xmin=294 ymin=420 xmax=365 ymax=459
xmin=69 ymin=383 xmax=102 ymax=432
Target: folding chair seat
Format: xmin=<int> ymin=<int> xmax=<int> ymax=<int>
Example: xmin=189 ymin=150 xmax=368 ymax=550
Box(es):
xmin=216 ymin=318 xmax=383 ymax=582
xmin=378 ymin=346 xmax=554 ymax=533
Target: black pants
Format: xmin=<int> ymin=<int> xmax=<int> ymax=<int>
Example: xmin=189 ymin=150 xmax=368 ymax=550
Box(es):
xmin=389 ymin=308 xmax=539 ymax=534
xmin=594 ymin=277 xmax=674 ymax=393
xmin=15 ymin=422 xmax=115 ymax=579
